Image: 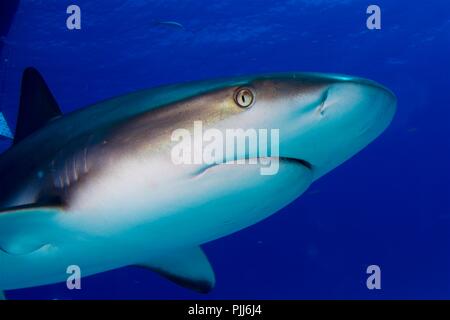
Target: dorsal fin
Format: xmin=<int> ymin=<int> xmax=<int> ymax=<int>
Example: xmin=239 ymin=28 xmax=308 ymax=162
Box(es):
xmin=13 ymin=67 xmax=62 ymax=145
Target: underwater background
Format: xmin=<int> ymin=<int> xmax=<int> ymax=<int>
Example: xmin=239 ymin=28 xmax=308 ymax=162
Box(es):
xmin=0 ymin=0 xmax=449 ymax=299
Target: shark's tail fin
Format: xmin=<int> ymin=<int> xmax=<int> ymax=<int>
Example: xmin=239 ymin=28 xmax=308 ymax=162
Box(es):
xmin=0 ymin=112 xmax=13 ymax=140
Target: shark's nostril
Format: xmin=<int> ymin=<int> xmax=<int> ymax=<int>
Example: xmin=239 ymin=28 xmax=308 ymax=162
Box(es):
xmin=317 ymin=89 xmax=329 ymax=116
xmin=318 ymin=102 xmax=326 ymax=116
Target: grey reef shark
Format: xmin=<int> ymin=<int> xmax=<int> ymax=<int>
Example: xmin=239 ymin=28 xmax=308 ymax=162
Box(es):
xmin=0 ymin=68 xmax=396 ymax=299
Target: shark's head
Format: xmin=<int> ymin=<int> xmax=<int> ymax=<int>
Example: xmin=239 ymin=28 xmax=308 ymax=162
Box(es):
xmin=237 ymin=73 xmax=397 ymax=179
xmin=168 ymin=73 xmax=396 ymax=180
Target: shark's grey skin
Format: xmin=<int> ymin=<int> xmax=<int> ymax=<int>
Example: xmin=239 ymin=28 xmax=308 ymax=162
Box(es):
xmin=0 ymin=70 xmax=396 ymax=296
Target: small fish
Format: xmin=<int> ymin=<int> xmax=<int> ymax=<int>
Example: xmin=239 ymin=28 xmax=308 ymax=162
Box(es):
xmin=153 ymin=20 xmax=184 ymax=29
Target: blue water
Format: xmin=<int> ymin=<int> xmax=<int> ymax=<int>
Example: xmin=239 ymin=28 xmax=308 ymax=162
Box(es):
xmin=0 ymin=0 xmax=449 ymax=299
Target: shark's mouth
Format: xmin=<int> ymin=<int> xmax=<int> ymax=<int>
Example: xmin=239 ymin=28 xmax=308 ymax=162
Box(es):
xmin=194 ymin=156 xmax=313 ymax=176
xmin=279 ymin=157 xmax=313 ymax=170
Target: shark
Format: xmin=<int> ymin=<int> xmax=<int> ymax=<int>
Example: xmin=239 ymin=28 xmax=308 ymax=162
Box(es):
xmin=0 ymin=68 xmax=396 ymax=298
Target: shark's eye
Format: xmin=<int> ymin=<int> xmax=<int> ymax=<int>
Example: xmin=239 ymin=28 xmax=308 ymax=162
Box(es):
xmin=234 ymin=87 xmax=254 ymax=108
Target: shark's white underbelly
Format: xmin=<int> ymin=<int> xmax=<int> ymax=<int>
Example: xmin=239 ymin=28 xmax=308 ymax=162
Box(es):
xmin=0 ymin=159 xmax=313 ymax=290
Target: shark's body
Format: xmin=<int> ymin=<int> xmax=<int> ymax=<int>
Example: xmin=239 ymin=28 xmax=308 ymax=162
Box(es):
xmin=0 ymin=68 xmax=396 ymax=297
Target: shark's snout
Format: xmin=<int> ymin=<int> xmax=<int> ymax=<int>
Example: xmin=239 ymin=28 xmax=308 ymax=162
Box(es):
xmin=321 ymin=77 xmax=396 ymax=137
xmin=277 ymin=74 xmax=397 ymax=180
xmin=358 ymin=82 xmax=396 ymax=138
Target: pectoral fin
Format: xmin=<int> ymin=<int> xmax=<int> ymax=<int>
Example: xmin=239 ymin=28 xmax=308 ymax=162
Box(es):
xmin=0 ymin=205 xmax=61 ymax=255
xmin=136 ymin=246 xmax=215 ymax=293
